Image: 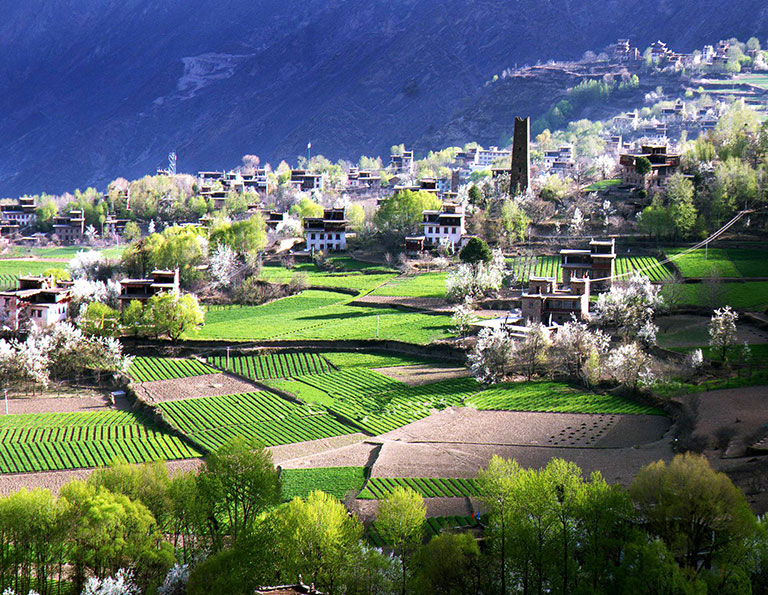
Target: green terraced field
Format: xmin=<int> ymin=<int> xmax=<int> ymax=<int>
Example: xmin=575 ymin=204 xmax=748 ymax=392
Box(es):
xmin=292 ymin=370 xmax=480 ymax=434
xmin=466 ymin=381 xmax=663 ymax=415
xmin=358 ymin=477 xmax=479 ymax=500
xmin=280 ymin=466 xmax=367 ymax=501
xmin=260 ymin=264 xmax=396 ymax=292
xmin=368 ymin=515 xmax=481 ymax=546
xmin=506 ymin=255 xmax=562 ymax=284
xmin=370 ymin=272 xmax=447 ymax=298
xmin=196 ymin=290 xmax=453 ymax=344
xmin=208 ymin=352 xmax=331 ymax=380
xmin=157 ymin=391 xmax=358 ymax=451
xmin=0 ymin=410 xmax=200 ymax=473
xmin=128 ymin=357 xmax=218 ymax=383
xmin=664 ymin=248 xmax=741 ymax=278
xmin=615 ymin=255 xmax=672 ymax=282
xmin=0 ymin=260 xmax=57 ymax=288
xmin=323 ymin=351 xmax=434 ymax=369
xmin=663 ymin=281 xmax=768 ymax=311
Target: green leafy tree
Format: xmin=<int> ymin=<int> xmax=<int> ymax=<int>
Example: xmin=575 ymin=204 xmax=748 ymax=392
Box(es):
xmin=195 ymin=438 xmax=282 ymax=551
xmin=459 ymin=236 xmax=492 ymax=265
xmin=122 ymin=221 xmax=142 ymax=243
xmin=146 ymin=292 xmax=205 ymax=342
xmin=411 ymin=532 xmax=481 ymax=595
xmin=122 ymin=299 xmax=145 ymax=338
xmin=501 ymin=199 xmax=531 ymax=243
xmin=290 ymin=196 xmax=324 ymax=219
xmin=79 ymin=302 xmax=121 ymax=337
xmin=377 ymin=486 xmax=426 ymax=595
xmin=277 ymin=490 xmax=364 ymax=592
xmin=630 ymin=453 xmax=759 ymax=574
xmin=635 ymin=156 xmax=652 ymax=176
xmin=374 ymin=190 xmax=441 ymax=234
xmin=209 ymin=214 xmax=267 ymax=256
xmin=35 ymin=197 xmax=59 ymax=232
xmin=667 ymin=174 xmax=698 ymax=239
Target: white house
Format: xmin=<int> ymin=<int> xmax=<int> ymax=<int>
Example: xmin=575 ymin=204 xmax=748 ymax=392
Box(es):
xmin=0 ymin=276 xmax=71 ymax=331
xmin=421 ymin=202 xmax=465 ymax=249
xmin=304 ymin=207 xmax=347 ymax=252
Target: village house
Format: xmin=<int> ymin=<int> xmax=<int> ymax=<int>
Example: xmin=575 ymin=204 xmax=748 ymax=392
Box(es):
xmin=473 ymin=146 xmax=512 ymax=170
xmin=304 ymin=207 xmax=347 ymax=252
xmin=420 ymin=202 xmax=466 ymax=249
xmin=52 ymin=210 xmax=85 ymax=244
xmin=520 ymin=275 xmax=591 ymax=325
xmin=291 ymin=169 xmax=324 ymax=192
xmin=560 ymin=238 xmax=617 ymax=291
xmin=261 ymin=210 xmax=286 ymax=231
xmin=0 ymin=275 xmax=72 ymax=331
xmin=542 ymin=145 xmax=574 ymax=177
xmin=0 ymin=197 xmax=36 ymax=230
xmin=619 ymin=144 xmax=680 ymax=189
xmin=118 ymin=269 xmax=180 ymax=306
xmin=389 ymin=149 xmax=414 ymax=176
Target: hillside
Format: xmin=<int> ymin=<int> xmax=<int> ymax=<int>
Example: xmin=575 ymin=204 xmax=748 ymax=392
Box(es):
xmin=1 ymin=0 xmax=768 ymax=195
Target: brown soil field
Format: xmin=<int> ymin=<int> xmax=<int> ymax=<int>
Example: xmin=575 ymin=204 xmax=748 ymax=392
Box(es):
xmin=279 ymin=440 xmax=379 ymax=470
xmin=270 ymin=433 xmax=369 ymax=465
xmin=684 ymin=385 xmax=768 ymax=443
xmin=138 ymin=373 xmax=259 ymax=403
xmin=658 ymin=314 xmax=768 ymax=347
xmin=374 ymin=365 xmax=470 ymax=386
xmin=1 ymin=392 xmax=132 ymax=415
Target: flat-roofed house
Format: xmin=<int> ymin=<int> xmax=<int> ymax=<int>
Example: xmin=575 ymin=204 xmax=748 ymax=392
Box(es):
xmin=0 ymin=276 xmax=72 ymax=331
xmin=421 ymin=202 xmax=465 ymax=249
xmin=118 ymin=269 xmax=180 ymax=306
xmin=560 ymin=238 xmax=616 ymax=291
xmin=619 ymin=144 xmax=680 ymax=189
xmin=390 ymin=149 xmax=414 ymax=176
xmin=52 ymin=210 xmax=85 ymax=244
xmin=520 ymin=275 xmax=591 ymax=325
xmin=304 ymin=208 xmax=347 ymax=252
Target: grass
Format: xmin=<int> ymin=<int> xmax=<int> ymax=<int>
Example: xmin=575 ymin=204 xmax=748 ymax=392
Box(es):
xmin=663 ymin=282 xmax=768 ymax=311
xmin=207 ymin=352 xmax=331 ymax=380
xmin=668 ymin=343 xmax=768 ymax=363
xmin=196 ymin=290 xmax=454 ymax=345
xmin=3 ymin=245 xmax=126 ymax=260
xmin=0 ymin=260 xmax=59 ymax=288
xmin=466 ymin=381 xmax=663 ymax=415
xmin=652 ymin=369 xmax=768 ymax=398
xmin=583 ymin=178 xmax=622 ymax=192
xmin=280 ymin=466 xmax=367 ymax=501
xmin=260 ymin=264 xmax=396 ymax=292
xmin=358 ymin=477 xmax=479 ymax=500
xmin=157 ymin=391 xmax=358 ymax=451
xmin=128 ymin=357 xmax=218 ymax=383
xmin=0 ymin=409 xmax=200 ymax=473
xmin=665 ymin=248 xmax=737 ymax=277
xmin=370 ymin=272 xmax=447 ymax=298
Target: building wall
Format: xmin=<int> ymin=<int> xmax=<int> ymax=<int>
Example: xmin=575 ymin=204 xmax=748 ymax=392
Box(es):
xmin=306 ymin=231 xmax=347 ymax=252
xmin=509 ymin=117 xmax=531 ymax=194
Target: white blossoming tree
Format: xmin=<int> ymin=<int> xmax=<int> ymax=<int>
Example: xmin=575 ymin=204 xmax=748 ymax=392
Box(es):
xmin=81 ymin=569 xmax=139 ymax=595
xmin=553 ymin=320 xmax=610 ymax=385
xmin=209 ymin=244 xmax=240 ymax=289
xmin=606 ymin=342 xmax=653 ymax=392
xmin=446 ymin=248 xmax=506 ymax=302
xmin=594 ymin=274 xmax=663 ymax=345
xmin=709 ymin=306 xmax=739 ymax=362
xmin=468 ymin=327 xmax=515 ymax=384
xmin=451 ymin=298 xmax=477 ymax=338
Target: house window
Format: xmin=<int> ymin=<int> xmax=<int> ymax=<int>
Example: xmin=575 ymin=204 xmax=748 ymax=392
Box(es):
xmin=336 ymin=234 xmax=341 ymax=240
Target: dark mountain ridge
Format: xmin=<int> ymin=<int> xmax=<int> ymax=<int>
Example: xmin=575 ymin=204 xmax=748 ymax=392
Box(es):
xmin=1 ymin=0 xmax=767 ymax=196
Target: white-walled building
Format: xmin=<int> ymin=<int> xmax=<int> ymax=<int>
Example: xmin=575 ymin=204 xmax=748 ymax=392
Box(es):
xmin=304 ymin=207 xmax=347 ymax=252
xmin=0 ymin=276 xmax=71 ymax=331
xmin=421 ymin=203 xmax=465 ymax=249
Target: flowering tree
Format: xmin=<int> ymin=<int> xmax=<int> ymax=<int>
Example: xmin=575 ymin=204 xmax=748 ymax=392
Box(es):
xmin=446 ymin=248 xmax=506 ymax=302
xmin=451 ymin=298 xmax=477 ymax=337
xmin=552 ymin=320 xmax=610 ymax=385
xmin=468 ymin=327 xmax=515 ymax=384
xmin=81 ymin=568 xmax=139 ymax=595
xmin=158 ymin=563 xmax=190 ymax=595
xmin=709 ymin=306 xmax=739 ymax=361
xmin=606 ymin=342 xmax=653 ymax=392
xmin=510 ymin=322 xmax=551 ymax=381
xmin=69 ymin=250 xmax=111 ymax=281
xmin=209 ymin=244 xmax=240 ymax=290
xmin=595 ymin=274 xmax=663 ymax=345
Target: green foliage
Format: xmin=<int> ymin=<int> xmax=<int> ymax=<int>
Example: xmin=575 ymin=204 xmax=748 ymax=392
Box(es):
xmin=289 ymin=196 xmax=324 ymax=219
xmin=377 ymin=486 xmax=426 ymax=594
xmin=374 ymin=189 xmax=442 ymax=234
xmin=459 ymin=236 xmax=492 ymax=264
xmin=501 ymin=199 xmax=531 ymax=242
xmin=412 ymin=532 xmax=481 ymax=595
xmin=635 ymin=156 xmax=652 ymax=176
xmin=122 ymin=299 xmax=145 ymax=337
xmin=79 ymin=301 xmax=121 ymax=337
xmin=136 ymin=225 xmax=207 ymax=283
xmin=209 ymin=214 xmax=267 ymax=255
xmin=34 ymin=196 xmax=59 ymax=232
xmin=146 ymin=292 xmax=205 ymax=341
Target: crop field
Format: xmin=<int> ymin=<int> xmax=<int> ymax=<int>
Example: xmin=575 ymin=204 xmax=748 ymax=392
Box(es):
xmin=0 ymin=410 xmax=200 ymax=473
xmin=665 ymin=281 xmax=768 ymax=311
xmin=358 ymin=477 xmax=479 ymax=500
xmin=323 ymin=351 xmax=433 ymax=369
xmin=507 ymin=255 xmax=562 ymax=284
xmin=662 ymin=248 xmax=763 ymax=278
xmin=208 ymin=352 xmax=331 ymax=380
xmin=128 ymin=357 xmax=218 ymax=383
xmin=736 ymin=73 xmax=768 ymax=90
xmin=197 ymin=290 xmax=453 ymax=344
xmin=583 ymin=178 xmax=622 ymax=192
xmin=292 ymin=370 xmax=480 ymax=434
xmin=0 ymin=260 xmax=56 ymax=288
xmin=260 ymin=265 xmax=395 ymax=292
xmin=615 ymin=256 xmax=672 ymax=282
xmin=467 ymin=381 xmax=662 ymax=415
xmin=157 ymin=391 xmax=358 ymax=451
xmin=370 ymin=272 xmax=447 ymax=298
xmin=280 ymin=466 xmax=367 ymax=501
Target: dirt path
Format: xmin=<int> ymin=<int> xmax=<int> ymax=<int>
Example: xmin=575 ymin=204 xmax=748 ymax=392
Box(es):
xmin=2 ymin=393 xmax=132 ymax=415
xmin=374 ymin=365 xmax=470 ymax=386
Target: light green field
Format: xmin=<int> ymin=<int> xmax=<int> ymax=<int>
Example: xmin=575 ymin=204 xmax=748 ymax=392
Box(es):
xmin=583 ymin=178 xmax=622 ymax=192
xmin=664 ymin=247 xmax=768 ymax=278
xmin=196 ymin=290 xmax=454 ymax=344
xmin=662 ymin=281 xmax=768 ymax=311
xmin=260 ymin=263 xmax=396 ymax=292
xmin=370 ymin=272 xmax=447 ymax=298
xmin=281 ymin=467 xmax=367 ymax=501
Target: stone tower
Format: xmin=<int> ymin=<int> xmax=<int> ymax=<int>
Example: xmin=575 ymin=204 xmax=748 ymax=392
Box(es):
xmin=509 ymin=117 xmax=530 ymax=195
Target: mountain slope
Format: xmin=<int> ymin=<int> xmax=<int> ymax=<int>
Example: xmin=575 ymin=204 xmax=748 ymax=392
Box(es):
xmin=1 ymin=0 xmax=767 ymax=195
